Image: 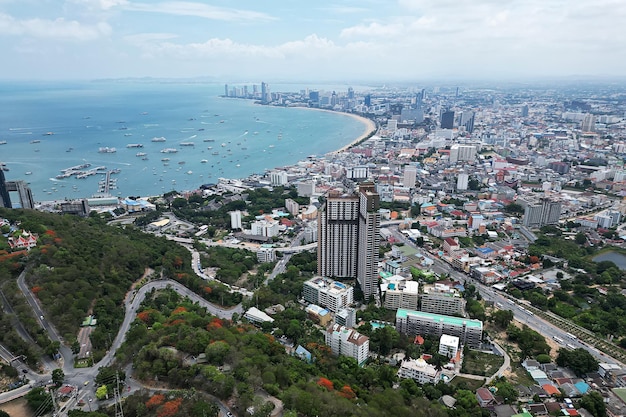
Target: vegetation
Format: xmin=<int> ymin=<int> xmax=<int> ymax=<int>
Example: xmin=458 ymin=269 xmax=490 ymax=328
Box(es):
xmin=556 ymin=348 xmax=599 ymax=377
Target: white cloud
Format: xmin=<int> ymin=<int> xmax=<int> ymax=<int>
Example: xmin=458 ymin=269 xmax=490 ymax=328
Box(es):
xmin=0 ymin=13 xmax=111 ymax=40
xmin=68 ymin=0 xmax=129 ymax=10
xmin=123 ymin=1 xmax=276 ymax=22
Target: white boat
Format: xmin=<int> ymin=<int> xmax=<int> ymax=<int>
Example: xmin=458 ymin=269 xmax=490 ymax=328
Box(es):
xmin=25 ymin=171 xmax=32 ymax=175
xmin=180 ymin=142 xmax=195 ymax=147
xmin=201 ymin=159 xmax=208 ymax=163
xmin=98 ymin=147 xmax=117 ymax=153
xmin=126 ymin=143 xmax=144 ymax=148
xmin=151 ymin=136 xmax=167 ymax=142
xmin=161 ymin=158 xmax=170 ymax=162
xmin=0 ymin=141 xmax=6 ymax=145
xmin=160 ymin=148 xmax=178 ymax=153
xmin=136 ymin=152 xmax=147 ymax=157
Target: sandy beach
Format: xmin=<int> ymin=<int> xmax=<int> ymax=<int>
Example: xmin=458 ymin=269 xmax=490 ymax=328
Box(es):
xmin=291 ymin=106 xmax=378 ymax=154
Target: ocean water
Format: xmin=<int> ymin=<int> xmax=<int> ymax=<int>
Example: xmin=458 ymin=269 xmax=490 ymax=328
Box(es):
xmin=0 ymin=81 xmax=367 ymax=202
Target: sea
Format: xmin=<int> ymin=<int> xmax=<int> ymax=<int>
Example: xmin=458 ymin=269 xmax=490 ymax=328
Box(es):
xmin=0 ymin=81 xmax=368 ymax=203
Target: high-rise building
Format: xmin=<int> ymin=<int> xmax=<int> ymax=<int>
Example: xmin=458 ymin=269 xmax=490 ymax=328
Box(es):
xmin=364 ymin=94 xmax=371 ymax=108
xmin=457 ymin=172 xmax=469 ymax=191
xmin=395 ymin=309 xmax=483 ymax=348
xmin=521 ymin=198 xmax=562 ymax=228
xmin=0 ymin=170 xmax=11 ymax=208
xmin=317 ymin=183 xmax=381 ymax=299
xmin=261 ymin=82 xmax=269 ymax=104
xmin=224 ymin=84 xmax=229 ymax=97
xmin=403 ymin=165 xmax=417 ymax=188
xmin=521 ymin=104 xmax=529 ymax=117
xmin=581 ymin=113 xmax=595 ymax=132
xmin=357 ymin=183 xmax=381 ymax=299
xmin=230 ymin=210 xmax=242 ymax=230
xmin=441 ymin=110 xmax=455 ymax=129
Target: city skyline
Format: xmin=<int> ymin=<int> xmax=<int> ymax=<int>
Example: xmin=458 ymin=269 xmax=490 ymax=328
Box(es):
xmin=0 ymin=0 xmax=624 ymax=81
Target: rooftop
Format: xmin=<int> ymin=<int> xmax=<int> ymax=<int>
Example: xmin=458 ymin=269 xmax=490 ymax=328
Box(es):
xmin=396 ymin=309 xmax=483 ymax=329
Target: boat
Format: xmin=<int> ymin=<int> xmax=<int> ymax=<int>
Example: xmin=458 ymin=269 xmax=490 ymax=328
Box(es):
xmin=221 ymin=143 xmax=226 ymax=147
xmin=66 ymin=147 xmax=73 ymax=152
xmin=0 ymin=163 xmax=8 ymax=172
xmin=0 ymin=141 xmax=6 ymax=145
xmin=126 ymin=143 xmax=144 ymax=148
xmin=161 ymin=158 xmax=170 ymax=162
xmin=178 ymin=161 xmax=185 ymax=165
xmin=30 ymin=140 xmax=41 ymax=144
xmin=203 ymin=139 xmax=215 ymax=142
xmin=43 ymin=132 xmax=54 ymax=136
xmin=201 ymin=159 xmax=208 ymax=163
xmin=124 ymin=133 xmax=133 ymax=136
xmin=25 ymin=171 xmax=32 ymax=175
xmin=136 ymin=152 xmax=147 ymax=157
xmin=187 ymin=170 xmax=193 ymax=175
xmin=212 ymin=151 xmax=219 ymax=155
xmin=98 ymin=147 xmax=117 ymax=153
xmin=160 ymin=148 xmax=178 ymax=153
xmin=269 ymin=144 xmax=275 ymax=148
xmin=151 ymin=136 xmax=167 ymax=142
xmin=219 ymin=120 xmax=225 ymax=123
xmin=180 ymin=142 xmax=195 ymax=147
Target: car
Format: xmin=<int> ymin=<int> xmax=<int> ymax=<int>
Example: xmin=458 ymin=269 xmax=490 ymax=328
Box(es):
xmin=226 ymin=412 xmax=234 ymax=417
xmin=22 ymin=369 xmax=28 ymax=374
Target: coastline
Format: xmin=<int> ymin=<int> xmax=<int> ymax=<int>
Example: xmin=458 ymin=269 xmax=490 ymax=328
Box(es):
xmin=287 ymin=106 xmax=377 ymax=154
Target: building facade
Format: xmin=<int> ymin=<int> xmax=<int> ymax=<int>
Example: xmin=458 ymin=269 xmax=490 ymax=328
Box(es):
xmin=395 ymin=309 xmax=483 ymax=348
xmin=317 ymin=183 xmax=381 ymax=299
xmin=302 ymin=276 xmax=354 ymax=312
xmin=325 ymin=324 xmax=369 ymax=365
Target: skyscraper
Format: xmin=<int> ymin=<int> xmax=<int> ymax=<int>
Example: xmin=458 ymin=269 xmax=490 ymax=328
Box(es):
xmin=261 ymin=82 xmax=269 ymax=104
xmin=441 ymin=110 xmax=455 ymax=129
xmin=317 ymin=183 xmax=381 ymax=300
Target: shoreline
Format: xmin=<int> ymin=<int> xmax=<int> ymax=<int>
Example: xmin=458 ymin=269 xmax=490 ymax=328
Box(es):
xmin=286 ymin=106 xmax=377 ymax=154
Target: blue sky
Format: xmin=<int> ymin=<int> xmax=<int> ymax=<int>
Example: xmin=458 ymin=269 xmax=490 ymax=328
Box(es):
xmin=0 ymin=0 xmax=624 ymax=81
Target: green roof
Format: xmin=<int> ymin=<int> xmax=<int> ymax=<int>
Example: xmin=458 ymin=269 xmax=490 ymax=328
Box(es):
xmin=396 ymin=309 xmax=482 ymax=329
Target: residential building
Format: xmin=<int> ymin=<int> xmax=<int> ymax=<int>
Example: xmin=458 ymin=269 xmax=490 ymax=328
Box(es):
xmin=438 ymin=334 xmax=460 ymax=358
xmin=397 ymin=358 xmax=440 ymax=384
xmin=302 ymin=276 xmax=354 ymax=312
xmin=317 ymin=183 xmax=381 ymax=299
xmin=325 ymin=324 xmax=369 ymax=365
xmin=257 ymin=246 xmax=276 ymax=263
xmin=251 ymin=218 xmax=279 ymax=237
xmin=335 ymin=307 xmax=357 ymax=328
xmin=395 ymin=309 xmax=483 ymax=348
xmin=383 ymin=280 xmax=419 ymax=310
xmin=521 ymin=198 xmax=562 ymax=228
xmin=403 ymin=165 xmax=417 ymax=188
xmin=420 ymin=283 xmax=466 ymax=316
xmin=230 ymin=210 xmax=242 ymax=230
xmin=244 ymin=307 xmax=274 ymax=324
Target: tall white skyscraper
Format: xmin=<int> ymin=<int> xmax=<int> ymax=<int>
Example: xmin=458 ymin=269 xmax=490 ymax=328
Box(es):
xmin=318 ymin=183 xmax=381 ymax=300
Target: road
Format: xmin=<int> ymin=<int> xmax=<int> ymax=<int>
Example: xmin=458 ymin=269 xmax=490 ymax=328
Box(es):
xmin=384 ymin=225 xmax=626 ymax=368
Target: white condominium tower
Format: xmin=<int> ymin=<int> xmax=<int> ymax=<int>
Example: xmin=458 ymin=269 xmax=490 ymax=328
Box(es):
xmin=318 ymin=183 xmax=381 ymax=300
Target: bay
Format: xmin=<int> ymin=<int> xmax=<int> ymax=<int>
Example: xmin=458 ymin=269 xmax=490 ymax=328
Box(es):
xmin=0 ymin=81 xmax=367 ymax=202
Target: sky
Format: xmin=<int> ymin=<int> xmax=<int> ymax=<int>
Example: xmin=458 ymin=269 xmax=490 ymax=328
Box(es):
xmin=0 ymin=0 xmax=624 ymax=82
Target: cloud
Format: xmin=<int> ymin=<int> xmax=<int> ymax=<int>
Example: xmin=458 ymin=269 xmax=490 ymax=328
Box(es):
xmin=68 ymin=0 xmax=129 ymax=10
xmin=123 ymin=1 xmax=276 ymax=22
xmin=319 ymin=6 xmax=370 ymax=14
xmin=0 ymin=13 xmax=111 ymax=40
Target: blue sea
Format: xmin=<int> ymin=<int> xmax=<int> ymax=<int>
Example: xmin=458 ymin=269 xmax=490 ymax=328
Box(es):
xmin=0 ymin=81 xmax=367 ymax=202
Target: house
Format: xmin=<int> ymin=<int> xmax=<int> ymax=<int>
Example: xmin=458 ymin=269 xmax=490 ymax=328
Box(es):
xmin=476 ymin=387 xmax=496 ymax=408
xmin=527 ymin=403 xmax=548 ymax=416
xmin=522 ymin=359 xmax=541 ymax=371
xmin=294 ymin=345 xmax=312 ymax=363
xmin=7 ymin=231 xmax=38 ymax=250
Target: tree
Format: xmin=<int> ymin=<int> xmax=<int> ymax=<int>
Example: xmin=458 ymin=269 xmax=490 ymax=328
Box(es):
xmin=575 ymin=233 xmax=587 ymax=245
xmin=492 ymin=309 xmax=514 ymax=329
xmin=0 ymin=411 xmax=9 ymax=417
xmin=25 ymin=388 xmax=52 ymax=414
xmin=578 ymin=391 xmax=607 ymax=417
xmin=556 ymin=348 xmax=599 ymax=377
xmin=52 ymin=368 xmax=65 ymax=387
xmin=96 ymin=385 xmax=108 ymax=400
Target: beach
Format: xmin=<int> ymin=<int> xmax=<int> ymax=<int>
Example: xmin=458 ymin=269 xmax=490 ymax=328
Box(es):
xmin=289 ymin=106 xmax=377 ymax=155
